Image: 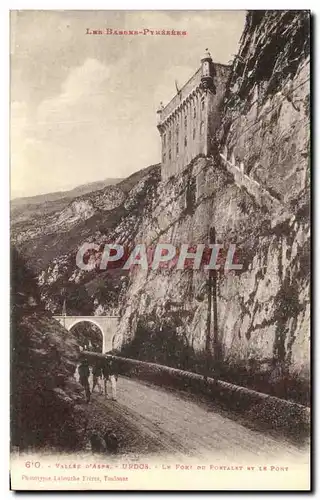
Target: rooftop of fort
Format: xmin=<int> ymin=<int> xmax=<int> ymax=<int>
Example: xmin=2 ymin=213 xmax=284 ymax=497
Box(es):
xmin=157 ymin=56 xmax=231 ymax=127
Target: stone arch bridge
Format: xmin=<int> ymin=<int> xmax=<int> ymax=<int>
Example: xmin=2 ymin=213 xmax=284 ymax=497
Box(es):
xmin=53 ymin=315 xmax=120 ymax=353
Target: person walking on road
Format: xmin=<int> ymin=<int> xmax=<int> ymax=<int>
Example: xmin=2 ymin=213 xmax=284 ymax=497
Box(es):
xmin=78 ymin=358 xmax=91 ymax=403
xmin=92 ymin=361 xmax=103 ymax=394
xmin=109 ymin=358 xmax=118 ymax=401
xmin=102 ymin=360 xmax=109 ymax=398
xmin=102 ymin=357 xmax=118 ymax=401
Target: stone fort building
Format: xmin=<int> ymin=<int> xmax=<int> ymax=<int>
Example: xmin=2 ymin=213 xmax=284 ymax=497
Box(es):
xmin=157 ymin=50 xmax=230 ymax=181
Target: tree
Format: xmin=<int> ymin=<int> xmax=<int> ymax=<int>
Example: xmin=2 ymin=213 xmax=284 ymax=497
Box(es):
xmin=11 ymin=247 xmax=85 ymax=451
xmin=67 ymin=284 xmax=93 ymax=315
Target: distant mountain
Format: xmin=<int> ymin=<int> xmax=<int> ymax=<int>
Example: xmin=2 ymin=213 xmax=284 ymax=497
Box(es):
xmin=10 ymin=178 xmax=123 ymax=224
xmin=11 ymin=178 xmax=123 ymax=206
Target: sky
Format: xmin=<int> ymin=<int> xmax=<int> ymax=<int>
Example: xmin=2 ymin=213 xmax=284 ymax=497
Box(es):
xmin=10 ymin=10 xmax=246 ymax=198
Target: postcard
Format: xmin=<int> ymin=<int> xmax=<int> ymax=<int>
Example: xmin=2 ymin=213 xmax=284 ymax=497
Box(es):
xmin=10 ymin=10 xmax=311 ymax=491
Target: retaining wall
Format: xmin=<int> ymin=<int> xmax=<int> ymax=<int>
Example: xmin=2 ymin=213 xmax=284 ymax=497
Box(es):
xmin=82 ymin=352 xmax=310 ymax=437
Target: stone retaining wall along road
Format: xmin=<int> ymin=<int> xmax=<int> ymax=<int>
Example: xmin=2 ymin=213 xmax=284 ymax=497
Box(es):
xmin=112 ymin=355 xmax=310 ymax=439
xmin=82 ymin=352 xmax=310 ymax=439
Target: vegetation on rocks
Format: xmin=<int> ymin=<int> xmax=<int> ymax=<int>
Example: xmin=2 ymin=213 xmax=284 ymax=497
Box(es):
xmin=11 ymin=247 xmax=87 ymax=451
xmin=117 ymin=310 xmax=310 ymax=406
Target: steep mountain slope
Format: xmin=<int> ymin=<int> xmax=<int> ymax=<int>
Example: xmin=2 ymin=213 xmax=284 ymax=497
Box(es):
xmin=11 ymin=178 xmax=123 ymax=224
xmin=11 ymin=164 xmax=158 ymax=272
xmin=11 ymin=248 xmax=86 ymax=451
xmin=11 ymin=164 xmax=161 ymax=314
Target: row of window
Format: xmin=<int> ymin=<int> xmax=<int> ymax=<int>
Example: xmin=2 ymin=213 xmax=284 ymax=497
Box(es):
xmin=162 ymin=99 xmax=205 ymax=148
xmin=163 ymin=121 xmax=205 ymax=147
xmin=162 ymin=122 xmax=205 ymax=162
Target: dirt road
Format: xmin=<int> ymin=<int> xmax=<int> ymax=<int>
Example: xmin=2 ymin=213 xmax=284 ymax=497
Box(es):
xmin=85 ymin=375 xmax=309 ymax=464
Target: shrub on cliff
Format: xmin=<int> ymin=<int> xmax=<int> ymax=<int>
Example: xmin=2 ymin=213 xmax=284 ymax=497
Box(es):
xmin=11 ymin=247 xmax=86 ymax=451
xmin=119 ymin=314 xmax=193 ymax=370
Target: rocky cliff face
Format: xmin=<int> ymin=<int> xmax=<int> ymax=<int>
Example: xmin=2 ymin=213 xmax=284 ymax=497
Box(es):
xmin=11 ymin=248 xmax=86 ymax=451
xmin=113 ymin=11 xmax=310 ymax=403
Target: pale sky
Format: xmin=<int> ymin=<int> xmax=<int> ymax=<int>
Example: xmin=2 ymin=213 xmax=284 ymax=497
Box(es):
xmin=10 ymin=10 xmax=246 ymax=198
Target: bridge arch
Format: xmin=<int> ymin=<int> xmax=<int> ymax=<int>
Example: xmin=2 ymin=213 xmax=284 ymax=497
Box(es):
xmin=53 ymin=315 xmax=120 ymax=353
xmin=68 ymin=319 xmax=104 ymax=352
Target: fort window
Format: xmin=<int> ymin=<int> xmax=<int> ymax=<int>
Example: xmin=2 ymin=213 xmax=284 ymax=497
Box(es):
xmin=169 ymin=148 xmax=172 ymax=160
xmin=193 ymin=128 xmax=196 ymax=140
xmin=184 ymin=116 xmax=187 ymax=129
xmin=184 ymin=137 xmax=187 ymax=147
xmin=163 ymin=151 xmax=166 ymax=162
xmin=201 ymin=98 xmax=205 ymax=111
xmin=169 ymin=131 xmax=172 ymax=142
xmin=193 ymin=107 xmax=196 ymax=118
xmin=176 ymin=126 xmax=179 ymax=139
xmin=200 ymin=121 xmax=204 ymax=135
xmin=176 ymin=143 xmax=179 ymax=155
